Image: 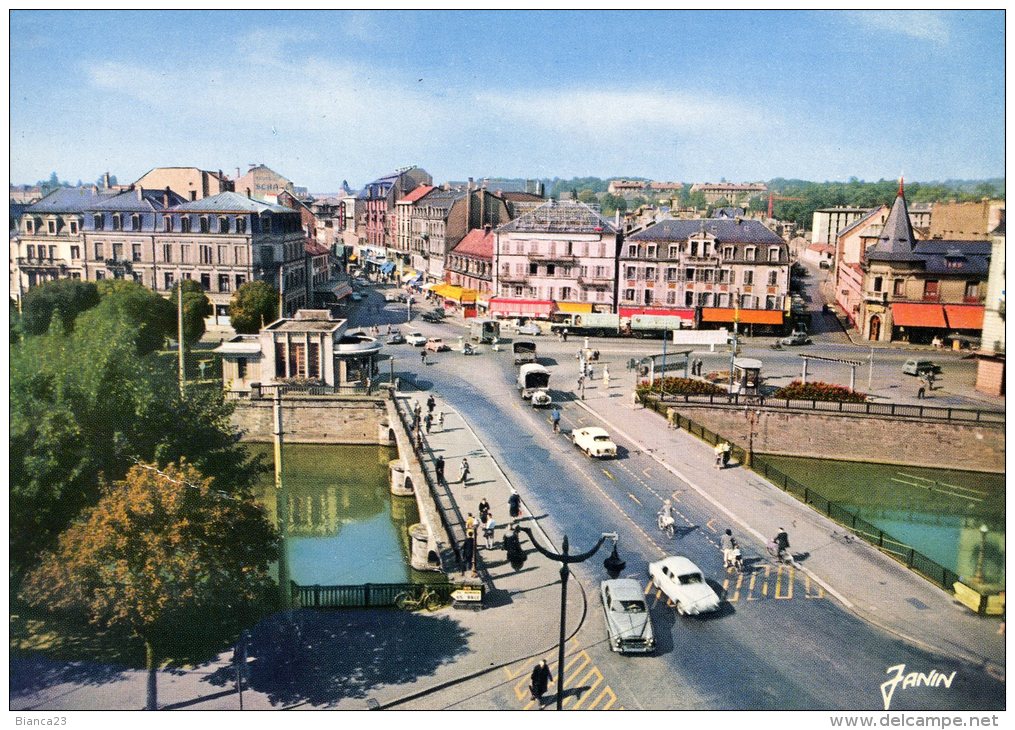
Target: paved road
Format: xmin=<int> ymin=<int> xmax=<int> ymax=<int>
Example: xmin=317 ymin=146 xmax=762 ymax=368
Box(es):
xmin=375 ymin=297 xmax=1003 ymax=711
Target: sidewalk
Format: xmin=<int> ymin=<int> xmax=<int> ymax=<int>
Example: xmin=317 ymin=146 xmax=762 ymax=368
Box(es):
xmin=574 ymin=383 xmax=1005 ymax=676
xmin=11 ymin=391 xmax=588 ymax=712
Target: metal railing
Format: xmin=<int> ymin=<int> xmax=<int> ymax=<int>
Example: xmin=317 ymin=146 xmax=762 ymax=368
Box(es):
xmin=641 ymin=396 xmax=964 ymax=591
xmin=650 ymin=392 xmax=1003 ymax=424
xmin=289 ymin=580 xmax=457 ymax=609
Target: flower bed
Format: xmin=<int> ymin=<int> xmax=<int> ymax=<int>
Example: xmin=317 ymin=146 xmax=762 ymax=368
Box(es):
xmin=636 ymin=377 xmax=727 ymax=397
xmin=772 ymin=380 xmax=867 ymax=402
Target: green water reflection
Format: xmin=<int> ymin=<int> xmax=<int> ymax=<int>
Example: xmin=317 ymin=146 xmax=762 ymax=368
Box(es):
xmin=761 ymin=456 xmax=1005 ymax=586
xmin=246 ymin=443 xmax=419 ymax=585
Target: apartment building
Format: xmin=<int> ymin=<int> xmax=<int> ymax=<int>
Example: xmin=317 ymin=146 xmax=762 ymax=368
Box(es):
xmin=133 ymin=167 xmax=233 ymax=201
xmin=689 ymin=182 xmax=767 ymax=206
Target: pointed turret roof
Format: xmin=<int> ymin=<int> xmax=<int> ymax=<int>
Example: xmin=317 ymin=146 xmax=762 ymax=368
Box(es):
xmin=865 ymin=178 xmax=917 ymax=262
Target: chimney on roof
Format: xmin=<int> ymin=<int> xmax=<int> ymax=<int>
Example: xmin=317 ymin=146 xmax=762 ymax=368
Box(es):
xmin=163 ymin=187 xmax=170 ymax=207
xmin=246 ymin=187 xmax=252 ymax=199
xmin=483 ymin=223 xmax=492 ymax=233
xmin=103 ymin=172 xmax=110 ymax=189
xmin=468 ymin=177 xmax=474 ymax=191
xmin=137 ymin=186 xmax=143 ymax=201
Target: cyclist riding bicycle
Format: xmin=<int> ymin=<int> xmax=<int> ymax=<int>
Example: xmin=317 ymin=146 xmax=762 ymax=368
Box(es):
xmin=658 ymin=499 xmax=675 ymax=530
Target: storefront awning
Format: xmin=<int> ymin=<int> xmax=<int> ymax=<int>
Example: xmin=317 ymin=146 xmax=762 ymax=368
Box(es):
xmin=891 ymin=303 xmax=947 ymax=328
xmin=943 ymin=305 xmax=984 ymax=330
xmin=620 ymin=306 xmax=695 ymax=321
xmin=433 ymin=284 xmax=477 ymax=303
xmin=488 ymin=298 xmax=555 ymax=317
xmin=556 ymin=302 xmax=593 ymax=314
xmin=400 ymin=269 xmax=419 ymax=282
xmin=701 ymin=308 xmax=784 ymax=325
xmin=380 ymin=261 xmax=396 ymax=274
xmin=316 ymin=280 xmax=353 ymax=300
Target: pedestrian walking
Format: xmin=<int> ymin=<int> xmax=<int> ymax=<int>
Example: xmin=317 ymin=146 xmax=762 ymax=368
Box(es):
xmin=437 ymin=410 xmax=445 ymax=430
xmin=459 ymin=457 xmax=471 ymax=485
xmin=577 ymin=373 xmax=585 ymax=391
xmin=508 ymin=488 xmax=521 ymax=521
xmin=435 ymin=455 xmax=446 ymax=483
xmin=482 ymin=513 xmax=496 ymax=549
xmin=415 ymin=427 xmax=423 ymax=451
xmin=722 ymin=441 xmax=731 ymax=468
xmin=414 ymin=399 xmax=422 ymax=420
xmin=603 ymin=365 xmax=611 ymax=390
xmin=365 ymin=376 xmax=372 ymax=395
xmin=424 ymin=412 xmax=433 ymax=433
xmin=478 ymin=497 xmax=490 ymax=524
xmin=427 ymin=394 xmax=436 ymax=414
xmin=714 ymin=442 xmax=724 ymax=469
xmin=586 ymin=363 xmax=594 ymax=381
xmin=465 ymin=512 xmax=477 ymax=534
xmin=551 ymin=406 xmax=561 ymax=433
xmin=562 ymin=328 xmax=569 ymax=343
xmin=421 ymin=349 xmax=427 ymax=366
xmin=917 ymin=381 xmax=926 ymax=399
xmin=529 ymin=659 xmax=554 ymax=709
xmin=462 ymin=529 xmax=476 ymax=576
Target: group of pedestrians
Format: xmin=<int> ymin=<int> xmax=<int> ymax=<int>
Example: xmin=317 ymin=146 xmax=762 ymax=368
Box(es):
xmin=690 ymin=358 xmax=705 ymax=377
xmin=713 ymin=440 xmax=732 ymax=469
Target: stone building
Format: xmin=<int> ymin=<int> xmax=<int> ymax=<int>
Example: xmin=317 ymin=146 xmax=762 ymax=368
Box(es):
xmin=858 ymin=184 xmax=989 ymax=343
xmin=623 ymin=217 xmax=790 ymax=331
xmin=689 ymin=182 xmax=767 ymax=206
xmin=928 ymin=199 xmax=1004 ymax=241
xmin=975 ymin=223 xmax=1005 ymax=395
xmin=133 ymin=167 xmax=233 ymax=201
xmin=492 ymin=200 xmax=619 ymax=319
xmin=356 ymin=166 xmax=432 ymax=255
xmin=233 ymin=164 xmax=298 ymax=201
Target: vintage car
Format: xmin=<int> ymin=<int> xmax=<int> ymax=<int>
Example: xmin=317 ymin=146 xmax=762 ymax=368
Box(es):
xmin=386 ymin=331 xmax=406 ymax=345
xmin=572 ymin=427 xmax=617 ymax=459
xmin=600 ymin=579 xmax=655 ymax=654
xmin=384 ymin=292 xmax=407 ymax=303
xmin=648 ymin=556 xmax=721 ymax=616
xmin=350 ymin=292 xmax=365 ymax=302
xmin=405 ymin=331 xmax=427 ymax=347
xmin=531 ymin=389 xmax=552 ymax=408
xmin=779 ymin=331 xmax=812 ymax=346
xmin=902 ymin=359 xmax=942 ymax=376
xmin=421 ymin=310 xmax=446 ymax=323
xmin=425 ymin=337 xmax=451 ymax=352
xmin=516 ymin=322 xmax=542 ymax=336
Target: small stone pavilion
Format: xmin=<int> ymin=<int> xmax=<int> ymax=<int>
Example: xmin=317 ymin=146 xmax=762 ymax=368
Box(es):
xmin=216 ymin=309 xmax=383 ymax=393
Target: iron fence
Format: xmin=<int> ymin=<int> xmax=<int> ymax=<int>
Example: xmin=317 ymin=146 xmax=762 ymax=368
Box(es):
xmin=642 ymin=396 xmax=963 ymax=591
xmin=290 ymin=580 xmax=457 ymax=609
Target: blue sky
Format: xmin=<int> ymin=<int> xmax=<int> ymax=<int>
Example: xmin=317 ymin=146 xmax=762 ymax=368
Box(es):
xmin=9 ymin=10 xmax=1005 ymax=191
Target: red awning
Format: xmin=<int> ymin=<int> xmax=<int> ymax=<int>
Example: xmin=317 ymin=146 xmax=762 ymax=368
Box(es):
xmin=943 ymin=305 xmax=984 ymax=330
xmin=891 ymin=303 xmax=947 ymax=328
xmin=619 ymin=307 xmax=695 ymax=320
xmin=700 ymin=308 xmax=784 ymax=325
xmin=487 ymin=298 xmax=555 ymax=317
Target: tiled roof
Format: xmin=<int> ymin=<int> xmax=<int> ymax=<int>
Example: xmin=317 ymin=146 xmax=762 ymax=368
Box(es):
xmin=398 ymin=185 xmax=435 ymax=204
xmin=628 ymin=218 xmax=783 ymax=244
xmin=89 ymin=188 xmax=187 ymax=212
xmin=865 ymin=191 xmax=916 ymax=260
xmin=496 ymin=199 xmax=616 ymax=234
xmin=171 ymin=191 xmax=292 ymax=213
xmin=415 ymin=188 xmax=465 ymax=211
xmin=868 ymin=239 xmax=991 ymax=276
xmin=451 ymin=227 xmax=494 ymax=259
xmin=497 ymin=191 xmax=544 ymax=202
xmin=835 ymin=207 xmax=884 ymax=240
xmin=25 ymin=187 xmax=120 ymax=213
xmin=305 ymin=241 xmax=331 ymax=256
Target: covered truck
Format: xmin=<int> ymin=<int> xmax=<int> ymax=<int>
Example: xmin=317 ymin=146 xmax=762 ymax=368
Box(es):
xmin=512 ymin=340 xmax=537 ymax=365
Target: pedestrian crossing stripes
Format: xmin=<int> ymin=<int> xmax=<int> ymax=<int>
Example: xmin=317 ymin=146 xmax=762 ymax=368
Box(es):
xmin=503 ymin=640 xmax=625 ymax=710
xmin=642 ymin=565 xmax=825 ymax=607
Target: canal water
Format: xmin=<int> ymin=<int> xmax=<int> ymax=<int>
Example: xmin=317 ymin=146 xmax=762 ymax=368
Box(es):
xmin=760 ymin=456 xmax=1005 ymax=587
xmin=246 ymin=443 xmax=421 ymax=586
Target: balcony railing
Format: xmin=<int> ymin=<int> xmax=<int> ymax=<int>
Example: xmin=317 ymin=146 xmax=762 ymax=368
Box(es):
xmin=17 ymin=257 xmax=68 ymax=270
xmin=527 ymin=252 xmax=577 ymax=263
xmin=578 ymin=276 xmax=612 ymax=289
xmin=922 ymin=293 xmax=940 ymax=302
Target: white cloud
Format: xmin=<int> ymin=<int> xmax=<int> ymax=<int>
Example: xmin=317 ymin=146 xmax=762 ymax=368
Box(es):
xmin=847 ymin=11 xmax=949 ymax=44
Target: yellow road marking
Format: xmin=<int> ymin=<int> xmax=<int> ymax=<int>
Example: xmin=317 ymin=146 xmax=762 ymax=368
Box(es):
xmin=705 ymin=518 xmax=718 ymax=533
xmin=775 ymin=566 xmax=794 ymax=599
xmin=628 ymin=493 xmax=641 ymax=505
xmin=589 ymin=687 xmax=617 ymax=710
xmin=565 ymin=666 xmax=603 ymax=709
xmin=602 ymin=468 xmax=615 ymax=480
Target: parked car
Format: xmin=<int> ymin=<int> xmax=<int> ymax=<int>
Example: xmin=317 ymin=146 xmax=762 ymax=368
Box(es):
xmin=902 ymin=359 xmax=942 ymax=376
xmin=600 ymin=579 xmax=655 ymax=654
xmin=572 ymin=427 xmax=617 ymax=459
xmin=386 ymin=331 xmax=406 ymax=345
xmin=421 ymin=310 xmax=445 ymax=323
xmin=354 ymin=277 xmax=369 ymax=286
xmin=425 ymin=337 xmax=450 ymax=352
xmin=350 ymin=292 xmax=364 ymax=302
xmin=405 ymin=331 xmax=427 ymax=347
xmin=818 ymin=259 xmax=832 ymax=270
xmin=779 ymin=331 xmax=812 ymax=346
xmin=648 ymin=556 xmax=721 ymax=616
xmin=384 ymin=292 xmax=407 ymax=303
xmin=516 ymin=322 xmax=542 ymax=336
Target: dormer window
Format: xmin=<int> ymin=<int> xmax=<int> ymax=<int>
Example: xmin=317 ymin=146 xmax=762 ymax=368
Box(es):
xmin=668 ymin=245 xmax=678 ymax=258
xmin=93 ymin=214 xmax=104 ymax=230
xmin=70 ymin=218 xmax=79 ymax=234
xmin=163 ymin=215 xmax=174 ymax=232
xmin=112 ymin=214 xmax=122 ymax=231
xmin=24 ymin=219 xmax=33 ymax=234
xmin=131 ymin=214 xmax=141 ymax=231
xmin=647 ymin=245 xmax=657 ymax=258
xmin=200 ymin=216 xmax=209 ymax=233
xmin=745 ymin=246 xmax=756 ymax=261
xmin=723 ymin=246 xmax=734 ymax=259
xmin=768 ymin=247 xmax=780 ymax=262
xmin=219 ymin=216 xmax=230 ymax=233
xmin=628 ymin=244 xmax=637 ymax=257
xmin=236 ymin=217 xmax=246 ymax=234
xmin=181 ymin=216 xmax=191 ymax=233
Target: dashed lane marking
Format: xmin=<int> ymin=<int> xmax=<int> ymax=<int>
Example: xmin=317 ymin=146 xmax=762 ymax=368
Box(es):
xmin=705 ymin=518 xmax=718 ymax=533
xmin=627 ymin=493 xmax=642 ymax=505
xmin=602 ymin=468 xmax=615 ymax=480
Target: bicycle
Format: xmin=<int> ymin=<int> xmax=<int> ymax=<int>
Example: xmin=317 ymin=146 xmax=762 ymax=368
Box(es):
xmin=657 ymin=512 xmax=675 ymax=539
xmin=393 ymin=585 xmax=443 ymax=612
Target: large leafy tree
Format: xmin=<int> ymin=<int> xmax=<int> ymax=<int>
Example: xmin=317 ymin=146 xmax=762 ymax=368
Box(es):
xmin=20 ymin=461 xmax=278 ymax=711
xmin=229 ymin=280 xmax=279 ymax=334
xmin=95 ymin=279 xmax=176 ymax=354
xmin=10 ymin=300 xmax=263 ymax=577
xmin=169 ymin=279 xmax=213 ymax=344
xmin=20 ymin=279 xmax=100 ymax=335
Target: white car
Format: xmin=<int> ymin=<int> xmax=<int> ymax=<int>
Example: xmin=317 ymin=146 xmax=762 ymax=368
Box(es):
xmin=600 ymin=579 xmax=655 ymax=654
xmin=648 ymin=556 xmax=721 ymax=616
xmin=405 ymin=331 xmax=427 ymax=347
xmin=572 ymin=427 xmax=617 ymax=458
xmin=350 ymin=292 xmax=364 ymax=302
xmin=516 ymin=322 xmax=542 ymax=336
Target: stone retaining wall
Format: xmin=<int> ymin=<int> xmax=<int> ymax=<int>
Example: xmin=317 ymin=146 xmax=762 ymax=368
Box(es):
xmin=231 ymin=396 xmax=389 ymax=444
xmin=663 ymin=403 xmax=1004 ymax=473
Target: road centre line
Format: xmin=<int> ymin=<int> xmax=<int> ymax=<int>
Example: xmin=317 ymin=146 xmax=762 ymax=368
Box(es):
xmin=572 ymin=399 xmax=853 ymax=610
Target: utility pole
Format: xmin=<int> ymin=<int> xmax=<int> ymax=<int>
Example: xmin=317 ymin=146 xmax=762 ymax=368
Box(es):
xmin=728 ymin=291 xmax=740 ymax=396
xmin=177 ymin=282 xmax=186 ymax=397
xmin=660 ymin=325 xmax=667 ymax=398
xmin=273 ymin=388 xmax=290 ymax=607
xmin=868 ymin=347 xmax=874 ymax=392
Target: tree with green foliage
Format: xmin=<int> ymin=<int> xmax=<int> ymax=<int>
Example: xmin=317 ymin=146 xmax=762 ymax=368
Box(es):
xmin=20 ymin=279 xmax=101 ymax=335
xmin=600 ymin=193 xmax=628 ymax=216
xmin=577 ymin=188 xmax=598 ymax=204
xmin=20 ymin=461 xmax=278 ymax=711
xmin=10 ymin=300 xmax=264 ymax=578
xmin=229 ymin=280 xmax=279 ymax=334
xmin=95 ymin=279 xmax=176 ymax=354
xmin=170 ymin=279 xmax=213 ymax=344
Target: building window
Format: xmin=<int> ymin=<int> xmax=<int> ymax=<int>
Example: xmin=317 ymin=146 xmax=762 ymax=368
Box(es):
xmin=625 ymin=288 xmax=635 ymax=301
xmin=560 ymin=286 xmax=571 ymax=300
xmin=626 ymin=266 xmax=636 ymax=279
xmin=112 ymin=243 xmax=123 ymax=261
xmin=95 ymin=270 xmax=105 ymax=280
xmin=766 ymin=295 xmax=777 ymax=309
xmin=965 ymin=281 xmax=980 ymax=300
xmin=723 ymin=246 xmax=734 ymax=259
xmin=162 ymin=244 xmax=172 ymax=263
xmin=70 ymin=245 xmax=80 ymax=259
xmin=666 ymin=291 xmax=676 ymax=304
xmin=182 ymin=217 xmax=192 ymax=233
xmin=768 ymin=270 xmax=778 ymax=286
xmin=200 ymin=245 xmax=213 ymax=264
xmin=715 ymin=293 xmax=726 ymax=307
xmin=237 ymin=358 xmax=247 ymax=379
xmin=308 ymin=341 xmax=320 ymax=378
xmin=668 ymin=245 xmax=678 ymax=258
xmin=685 ymin=291 xmax=694 ymax=306
xmin=219 ymin=216 xmax=230 ymax=233
xmin=93 ymin=214 xmax=104 ymax=230
xmin=164 ymin=272 xmax=174 ymax=289
xmin=236 ymin=217 xmax=246 ymax=234
xmin=647 ymin=245 xmax=657 ymax=258
xmin=514 ymin=286 xmax=523 ymax=297
xmin=26 ymin=245 xmax=35 ymax=258
xmin=200 ymin=216 xmax=210 ymax=233
xmin=873 ymin=276 xmax=883 ymax=292
xmin=745 ymin=247 xmax=755 ymax=261
xmin=261 ymin=217 xmax=272 ymax=234
xmin=24 ymin=219 xmax=33 ymax=234
xmin=163 ymin=216 xmax=173 ymax=232
xmin=768 ymin=247 xmax=779 ymax=262
xmin=218 ymin=274 xmax=230 ymax=292
xmin=703 ymin=242 xmax=711 ymax=257
xmin=131 ymin=214 xmax=141 ymax=231
xmin=546 ymin=264 xmax=556 ymax=276
xmin=697 ymin=292 xmax=710 ymax=307
xmin=685 ymin=267 xmax=694 ymax=281
xmin=236 ymin=274 xmax=246 ymax=289
xmin=628 ymin=245 xmax=637 ymax=257
xmin=743 ymin=270 xmax=754 ymax=285
xmin=180 ymin=244 xmax=189 ymax=263
xmin=94 ymin=242 xmax=104 ymax=260
xmin=644 ymin=289 xmax=653 ymax=305
xmin=200 ymin=273 xmax=211 ymax=290
xmin=112 ymin=214 xmax=122 ymax=231
xmin=218 ymin=246 xmax=228 ymax=264
xmin=275 ymin=342 xmax=286 ymax=378
xmin=529 ymin=263 xmax=538 ymax=275
xmin=894 ymin=279 xmax=905 ymax=296
xmin=645 ymin=266 xmax=656 ymax=280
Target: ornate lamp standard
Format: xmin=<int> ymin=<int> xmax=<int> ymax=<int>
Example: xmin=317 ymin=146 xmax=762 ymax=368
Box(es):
xmin=975 ymin=524 xmax=989 ymax=584
xmin=513 ymin=527 xmax=624 ymax=711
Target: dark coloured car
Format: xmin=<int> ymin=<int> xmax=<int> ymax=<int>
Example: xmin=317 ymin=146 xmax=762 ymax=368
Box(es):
xmin=421 ymin=311 xmax=445 ymax=323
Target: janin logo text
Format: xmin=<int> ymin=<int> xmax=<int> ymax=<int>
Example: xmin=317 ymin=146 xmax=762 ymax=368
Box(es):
xmin=880 ymin=664 xmax=956 ymax=710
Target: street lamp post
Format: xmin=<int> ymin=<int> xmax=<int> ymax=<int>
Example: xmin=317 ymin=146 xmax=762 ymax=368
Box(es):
xmin=513 ymin=527 xmax=624 ymax=711
xmin=728 ymin=290 xmax=741 ymax=397
xmin=975 ymin=524 xmax=989 ymax=584
xmin=745 ymin=408 xmax=761 ymax=467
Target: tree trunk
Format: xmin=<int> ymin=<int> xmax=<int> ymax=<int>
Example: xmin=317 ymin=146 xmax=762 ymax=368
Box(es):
xmin=145 ymin=638 xmax=158 ymax=710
